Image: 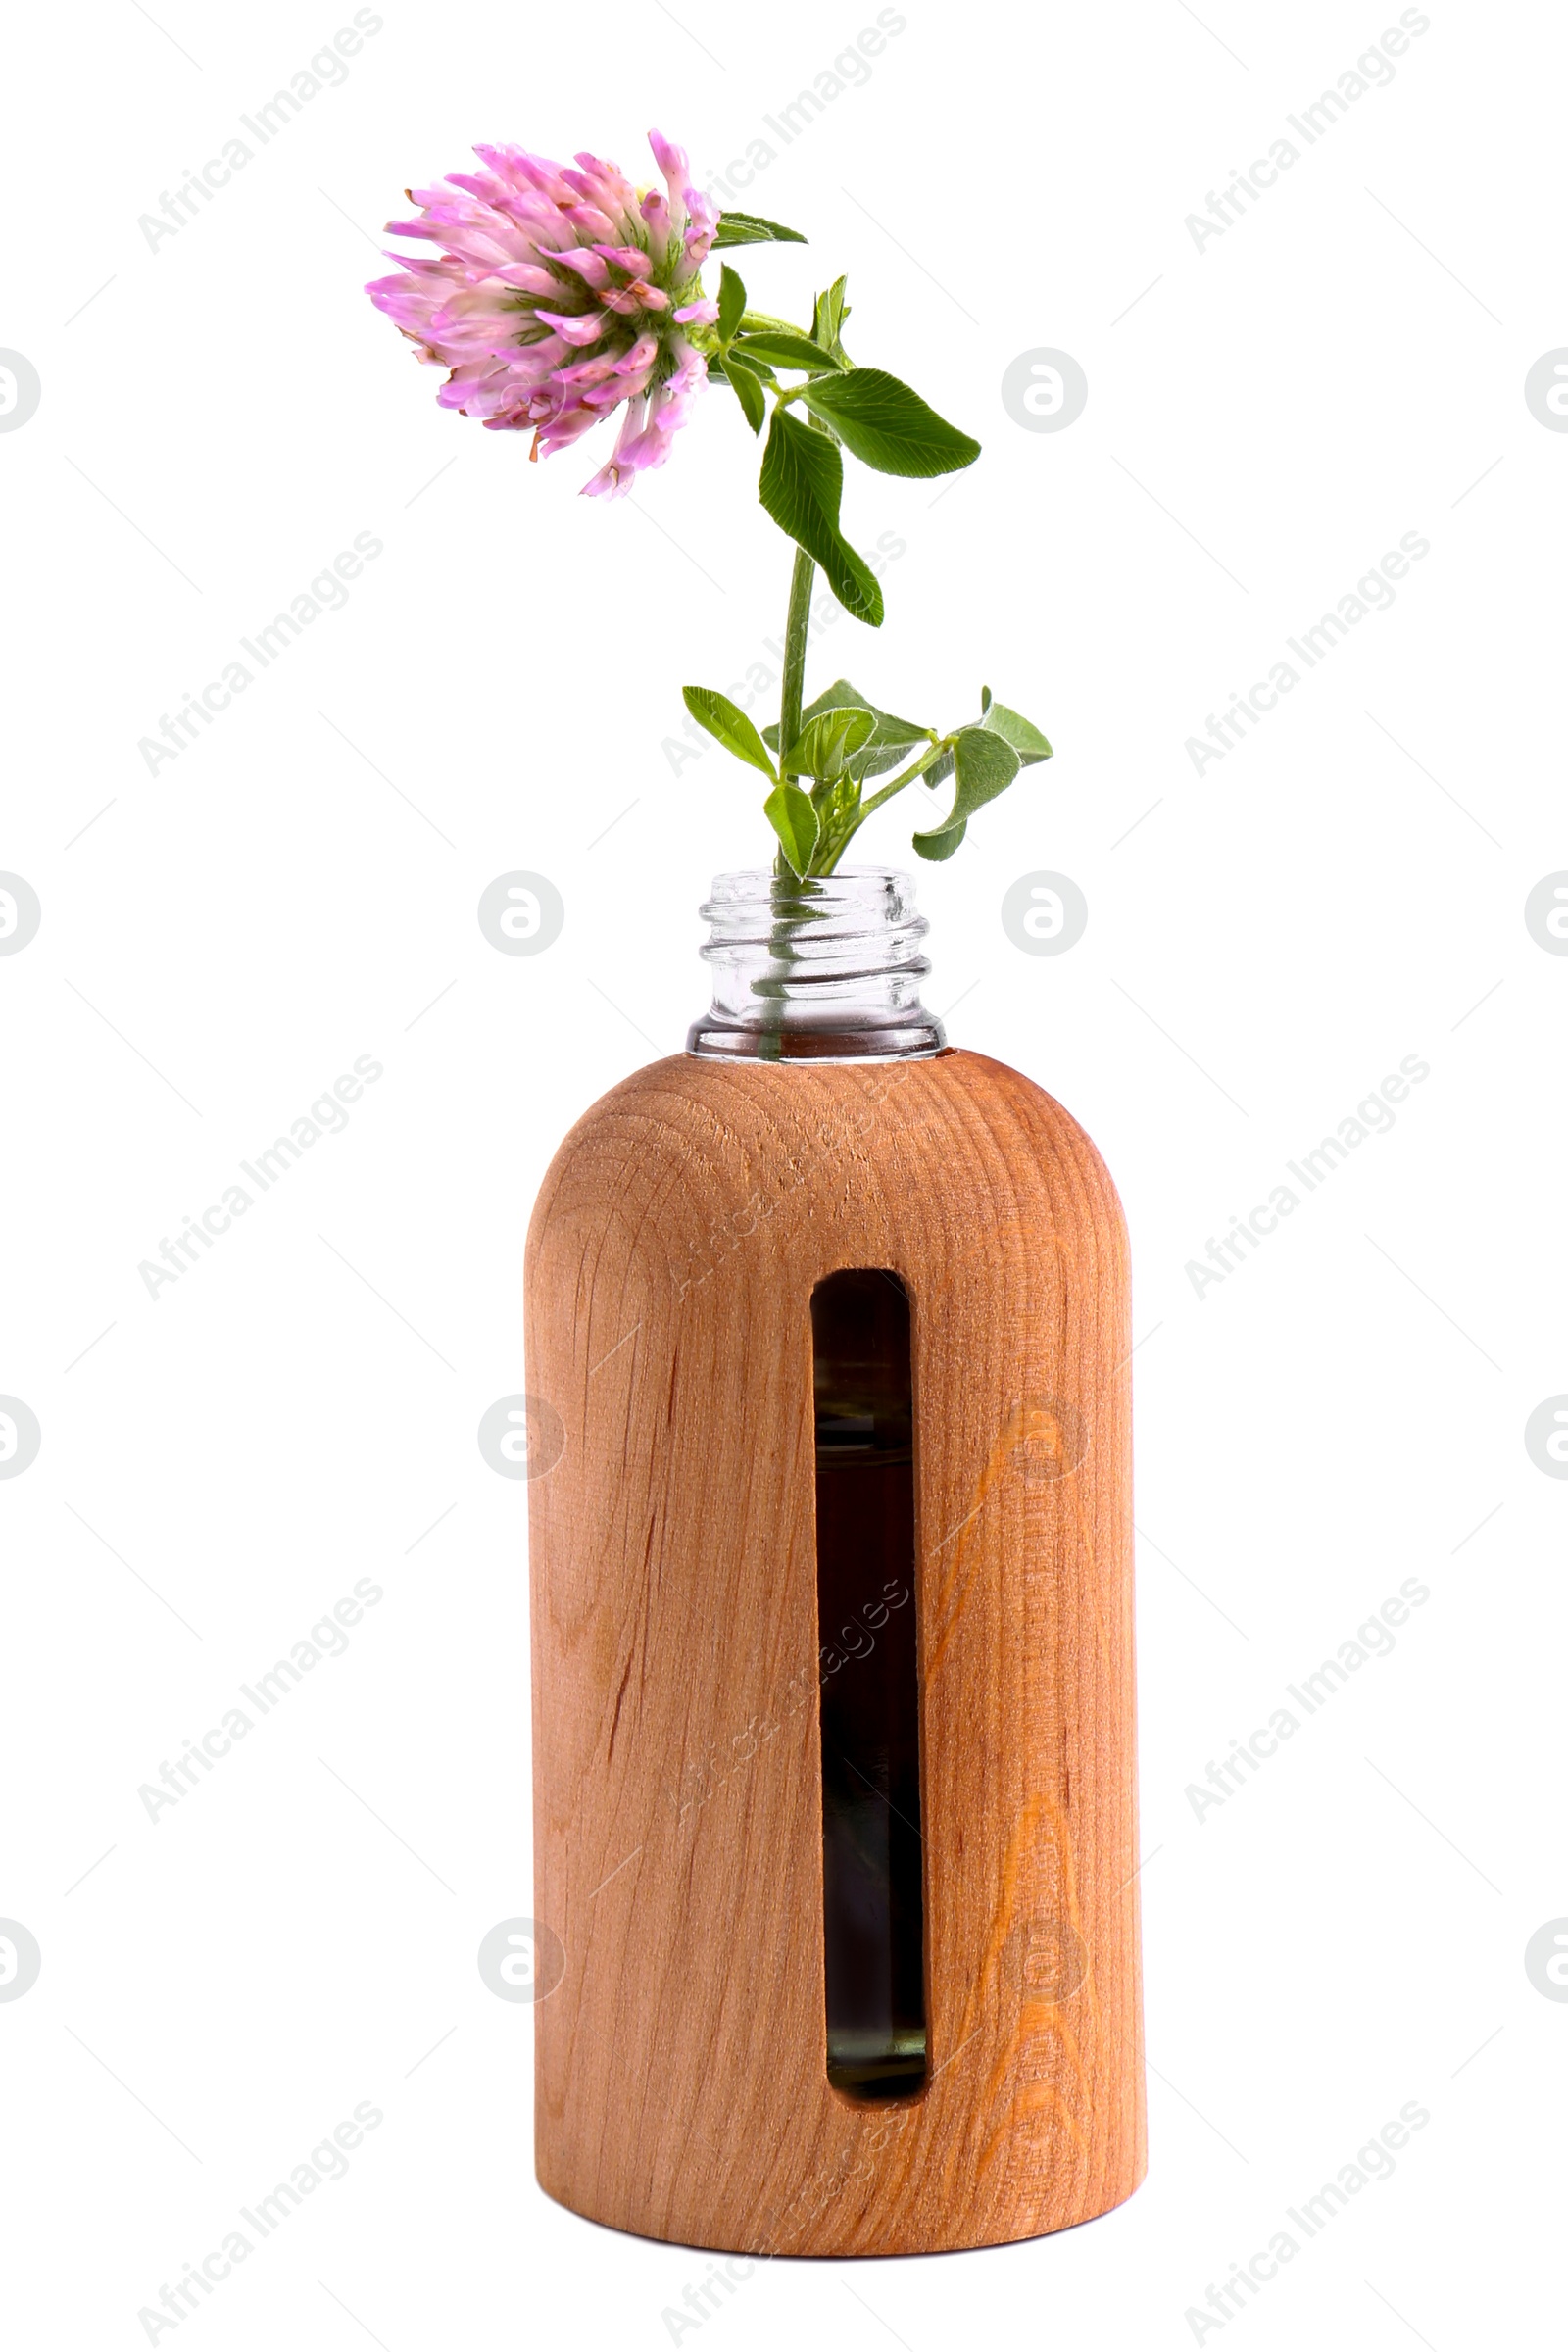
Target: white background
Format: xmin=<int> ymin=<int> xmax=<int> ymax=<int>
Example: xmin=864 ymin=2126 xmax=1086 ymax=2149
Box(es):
xmin=3 ymin=0 xmax=1564 ymax=2343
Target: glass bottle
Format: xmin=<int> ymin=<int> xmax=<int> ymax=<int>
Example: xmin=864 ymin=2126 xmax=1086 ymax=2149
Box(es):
xmin=526 ymin=862 xmax=1144 ymax=2252
xmin=692 ymin=865 xmax=940 ymax=2092
xmin=687 ymin=866 xmax=946 ymax=1062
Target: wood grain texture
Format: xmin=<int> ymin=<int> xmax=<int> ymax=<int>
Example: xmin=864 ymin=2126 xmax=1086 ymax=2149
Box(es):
xmin=524 ymin=1048 xmax=1144 ymax=2255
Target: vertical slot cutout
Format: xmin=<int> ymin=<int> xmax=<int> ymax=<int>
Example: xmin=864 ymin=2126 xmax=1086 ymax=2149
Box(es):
xmin=810 ymin=1268 xmax=926 ymax=2100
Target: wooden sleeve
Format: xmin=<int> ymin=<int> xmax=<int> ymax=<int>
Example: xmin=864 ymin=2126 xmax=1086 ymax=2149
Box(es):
xmin=524 ymin=1049 xmax=1144 ymax=2254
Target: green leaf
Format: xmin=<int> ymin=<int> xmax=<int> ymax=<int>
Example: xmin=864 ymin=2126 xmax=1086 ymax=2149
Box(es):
xmin=681 ymin=686 xmax=777 ymax=781
xmin=857 ymin=709 xmax=928 ymax=778
xmin=801 ymin=368 xmax=981 ymax=478
xmin=952 ymin=723 xmax=1021 ymax=808
xmin=817 ymin=772 xmax=859 ymax=830
xmin=912 ymin=819 xmax=966 ymax=862
xmin=980 ymin=698 xmax=1054 ymax=766
xmin=713 ymin=211 xmax=808 ymax=249
xmin=722 ymin=344 xmax=775 ymax=376
xmin=911 ymin=725 xmax=1020 ymax=858
xmin=871 ymin=707 xmax=928 ymax=748
xmin=717 ymin=264 xmax=747 ymax=344
xmin=720 ymin=344 xmax=776 ymax=385
xmin=763 ymin=781 xmax=820 ymax=876
xmin=781 ymin=705 xmax=876 ymax=779
xmin=759 ymin=411 xmax=884 ymax=627
xmin=724 ymin=356 xmax=765 ymax=434
xmin=731 ymin=329 xmax=844 ymax=373
xmin=764 ymin=679 xmax=926 ymax=780
xmin=812 ymin=273 xmax=849 ymax=354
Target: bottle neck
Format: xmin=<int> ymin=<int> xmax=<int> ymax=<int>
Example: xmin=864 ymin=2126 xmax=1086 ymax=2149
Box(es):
xmin=686 ymin=868 xmax=947 ymax=1063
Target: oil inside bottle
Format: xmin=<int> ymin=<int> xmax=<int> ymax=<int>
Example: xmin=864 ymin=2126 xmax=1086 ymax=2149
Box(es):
xmin=810 ymin=1268 xmax=926 ymax=2100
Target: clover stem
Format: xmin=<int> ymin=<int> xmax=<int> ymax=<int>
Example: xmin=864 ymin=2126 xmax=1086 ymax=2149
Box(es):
xmin=779 ymin=541 xmax=815 ymax=788
xmin=755 ymin=540 xmax=819 ymax=1055
xmin=811 ymin=739 xmax=953 ymax=876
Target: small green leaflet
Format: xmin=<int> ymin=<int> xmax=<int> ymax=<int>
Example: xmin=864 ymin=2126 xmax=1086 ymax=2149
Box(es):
xmin=979 ymin=696 xmax=1053 ymax=765
xmin=812 ymin=274 xmax=849 ymax=357
xmin=913 ymin=725 xmax=1020 ymax=861
xmin=763 ymin=781 xmax=820 ymax=875
xmin=759 ymin=411 xmax=884 ymax=626
xmin=712 ymin=211 xmax=808 ymax=249
xmin=730 ymin=330 xmax=844 ymax=373
xmin=911 ymin=815 xmax=966 ymax=860
xmin=719 ymin=355 xmax=766 ymax=434
xmin=780 ymin=705 xmax=876 ymax=779
xmin=762 ymin=675 xmax=877 ymax=750
xmin=764 ymin=677 xmax=926 ymax=782
xmin=681 ymin=687 xmax=776 ymax=781
xmin=716 ymin=264 xmax=748 ymax=344
xmin=855 ymin=709 xmax=928 ymax=779
xmin=722 ymin=345 xmax=776 ymax=383
xmin=801 ymin=368 xmax=980 ymax=478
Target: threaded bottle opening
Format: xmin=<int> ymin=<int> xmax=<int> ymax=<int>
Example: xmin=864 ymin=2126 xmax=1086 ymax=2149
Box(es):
xmin=688 ymin=868 xmax=947 ymax=1062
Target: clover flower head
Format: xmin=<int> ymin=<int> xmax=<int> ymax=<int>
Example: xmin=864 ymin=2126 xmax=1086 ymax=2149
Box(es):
xmin=367 ymin=128 xmax=716 ymax=496
xmin=366 ymin=140 xmax=1032 ymax=882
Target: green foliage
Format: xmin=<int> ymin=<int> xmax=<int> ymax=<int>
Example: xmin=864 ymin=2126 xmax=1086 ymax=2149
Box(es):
xmin=763 ymin=781 xmax=819 ymax=875
xmin=912 ymin=722 xmax=1023 ymax=861
xmin=721 ymin=354 xmax=766 ymax=434
xmin=765 ymin=680 xmax=926 ymax=781
xmin=705 ymin=259 xmax=981 ymax=629
xmin=681 ymin=687 xmax=776 ymax=781
xmin=780 ymin=704 xmax=876 ymax=779
xmin=721 ymin=344 xmax=776 ymax=384
xmin=978 ymin=694 xmax=1053 ymax=764
xmin=689 ymin=669 xmax=1051 ymax=877
xmin=759 ymin=412 xmax=884 ymax=627
xmin=712 ymin=211 xmax=808 ymax=248
xmin=729 ymin=329 xmax=844 ymax=373
xmin=801 ymin=368 xmax=981 ymax=479
xmin=674 ymin=237 xmax=1048 ymax=881
xmin=716 ymin=264 xmax=748 ymax=344
xmin=812 ymin=275 xmax=850 ymax=358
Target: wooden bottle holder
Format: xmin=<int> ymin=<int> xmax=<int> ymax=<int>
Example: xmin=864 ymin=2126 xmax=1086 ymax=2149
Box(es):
xmin=525 ymin=1048 xmax=1145 ymax=2255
